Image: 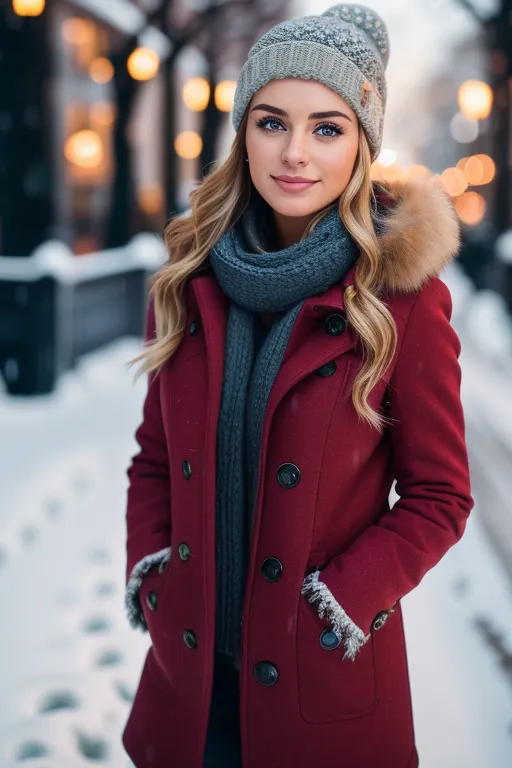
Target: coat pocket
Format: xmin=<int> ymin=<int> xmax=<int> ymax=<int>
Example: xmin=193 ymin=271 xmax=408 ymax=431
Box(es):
xmin=139 ymin=559 xmax=182 ymax=693
xmin=296 ymin=590 xmax=378 ymax=723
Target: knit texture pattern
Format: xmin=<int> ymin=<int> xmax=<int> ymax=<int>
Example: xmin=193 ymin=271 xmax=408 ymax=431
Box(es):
xmin=210 ymin=198 xmax=359 ymax=666
xmin=232 ymin=4 xmax=389 ymax=159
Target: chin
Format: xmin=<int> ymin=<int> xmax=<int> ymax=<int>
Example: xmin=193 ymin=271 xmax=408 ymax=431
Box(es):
xmin=265 ymin=192 xmax=326 ymax=219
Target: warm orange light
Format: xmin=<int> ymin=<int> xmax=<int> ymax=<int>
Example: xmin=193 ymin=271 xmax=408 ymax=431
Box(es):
xmin=138 ymin=184 xmax=164 ymax=215
xmin=12 ymin=0 xmax=45 ymax=16
xmin=64 ymin=130 xmax=103 ymax=169
xmin=454 ymin=191 xmax=486 ymax=226
xmin=469 ymin=154 xmax=495 ymax=185
xmin=89 ymin=57 xmax=114 ymax=84
xmin=183 ymin=78 xmax=210 ymax=111
xmin=458 ymin=80 xmax=493 ymax=120
xmin=215 ymin=81 xmax=237 ymax=112
xmin=440 ymin=167 xmax=468 ymax=197
xmin=127 ymin=48 xmax=160 ymax=81
xmin=174 ymin=131 xmax=203 ymax=160
xmin=62 ymin=17 xmax=95 ymax=45
xmin=90 ymin=102 xmax=116 ymax=126
xmin=405 ymin=165 xmax=431 ymax=180
xmin=380 ymin=164 xmax=407 ymax=183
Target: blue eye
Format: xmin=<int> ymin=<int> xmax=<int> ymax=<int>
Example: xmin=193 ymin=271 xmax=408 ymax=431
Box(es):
xmin=256 ymin=117 xmax=284 ymax=131
xmin=255 ymin=117 xmax=344 ymax=138
xmin=315 ymin=123 xmax=344 ymax=138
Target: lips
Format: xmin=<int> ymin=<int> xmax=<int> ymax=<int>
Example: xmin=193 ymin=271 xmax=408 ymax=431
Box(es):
xmin=271 ymin=176 xmax=319 ymax=193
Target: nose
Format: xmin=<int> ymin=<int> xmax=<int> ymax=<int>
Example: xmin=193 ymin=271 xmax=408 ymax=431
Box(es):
xmin=281 ymin=130 xmax=309 ymax=167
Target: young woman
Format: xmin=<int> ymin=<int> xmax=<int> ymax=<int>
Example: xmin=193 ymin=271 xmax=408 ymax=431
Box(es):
xmin=122 ymin=4 xmax=473 ymax=767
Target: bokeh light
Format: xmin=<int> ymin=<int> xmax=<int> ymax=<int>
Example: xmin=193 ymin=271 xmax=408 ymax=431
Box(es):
xmin=182 ymin=78 xmax=211 ymax=112
xmin=458 ymin=80 xmax=493 ymax=120
xmin=214 ymin=81 xmax=237 ymax=112
xmin=89 ymin=58 xmax=114 ymax=84
xmin=454 ymin=191 xmax=486 ymax=225
xmin=440 ymin=167 xmax=468 ymax=197
xmin=12 ymin=0 xmax=45 ymax=16
xmin=127 ymin=48 xmax=160 ymax=81
xmin=64 ymin=130 xmax=103 ymax=169
xmin=174 ymin=131 xmax=203 ymax=160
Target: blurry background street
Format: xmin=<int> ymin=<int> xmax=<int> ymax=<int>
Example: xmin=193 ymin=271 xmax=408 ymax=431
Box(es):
xmin=1 ymin=0 xmax=512 ymax=765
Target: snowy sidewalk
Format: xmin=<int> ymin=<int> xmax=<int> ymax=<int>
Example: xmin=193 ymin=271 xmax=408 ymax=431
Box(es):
xmin=0 ymin=283 xmax=512 ymax=766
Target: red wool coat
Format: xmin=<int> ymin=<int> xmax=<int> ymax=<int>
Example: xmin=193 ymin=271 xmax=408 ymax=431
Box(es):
xmin=123 ymin=179 xmax=474 ymax=768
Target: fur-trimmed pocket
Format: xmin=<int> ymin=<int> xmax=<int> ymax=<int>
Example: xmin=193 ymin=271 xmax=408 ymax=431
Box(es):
xmin=296 ymin=593 xmax=378 ymax=723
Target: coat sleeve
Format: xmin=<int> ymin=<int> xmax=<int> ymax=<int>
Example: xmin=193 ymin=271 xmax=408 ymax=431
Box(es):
xmin=124 ymin=299 xmax=172 ymax=631
xmin=302 ymin=277 xmax=474 ymax=659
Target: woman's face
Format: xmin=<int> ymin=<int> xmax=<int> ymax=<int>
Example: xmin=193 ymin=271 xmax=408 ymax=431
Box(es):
xmin=245 ymin=79 xmax=360 ymax=221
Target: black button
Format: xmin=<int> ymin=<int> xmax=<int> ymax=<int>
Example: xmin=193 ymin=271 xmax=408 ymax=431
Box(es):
xmin=146 ymin=591 xmax=158 ymax=611
xmin=189 ymin=319 xmax=201 ymax=336
xmin=276 ymin=463 xmax=301 ymax=489
xmin=261 ymin=557 xmax=283 ymax=582
xmin=316 ymin=360 xmax=337 ymax=377
xmin=178 ymin=543 xmax=191 ymax=561
xmin=324 ymin=313 xmax=347 ymax=336
xmin=183 ymin=629 xmax=197 ymax=649
xmin=319 ymin=628 xmax=341 ymax=651
xmin=182 ymin=460 xmax=192 ymax=480
xmin=371 ymin=611 xmax=389 ymax=631
xmin=254 ymin=662 xmax=279 ymax=686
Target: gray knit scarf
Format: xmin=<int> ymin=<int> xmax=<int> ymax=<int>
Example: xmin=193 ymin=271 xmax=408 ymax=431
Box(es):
xmin=209 ymin=195 xmax=359 ymax=665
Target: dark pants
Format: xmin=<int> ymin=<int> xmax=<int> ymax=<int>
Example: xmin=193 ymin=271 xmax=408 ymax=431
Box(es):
xmin=203 ymin=653 xmax=242 ymax=767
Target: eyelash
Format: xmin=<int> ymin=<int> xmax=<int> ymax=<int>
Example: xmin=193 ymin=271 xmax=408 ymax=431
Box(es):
xmin=255 ymin=116 xmax=345 ymax=138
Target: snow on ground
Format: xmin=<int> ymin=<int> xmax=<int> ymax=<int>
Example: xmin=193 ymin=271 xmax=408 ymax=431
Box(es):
xmin=0 ymin=265 xmax=512 ymax=766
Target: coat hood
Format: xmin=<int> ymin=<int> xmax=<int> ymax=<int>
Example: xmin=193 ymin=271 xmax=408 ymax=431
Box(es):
xmin=375 ymin=177 xmax=461 ymax=293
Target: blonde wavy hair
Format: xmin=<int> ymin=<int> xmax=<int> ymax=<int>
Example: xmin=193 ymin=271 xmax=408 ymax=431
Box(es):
xmin=129 ymin=113 xmax=398 ymax=432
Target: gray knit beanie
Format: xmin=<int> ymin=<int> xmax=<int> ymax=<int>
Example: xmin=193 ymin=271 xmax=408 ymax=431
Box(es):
xmin=232 ymin=4 xmax=389 ymax=160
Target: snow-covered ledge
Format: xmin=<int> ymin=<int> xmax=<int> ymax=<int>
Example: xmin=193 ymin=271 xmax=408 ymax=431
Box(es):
xmin=0 ymin=234 xmax=166 ymax=284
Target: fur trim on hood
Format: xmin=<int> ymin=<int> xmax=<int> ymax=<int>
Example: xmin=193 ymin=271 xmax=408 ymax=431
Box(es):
xmin=375 ymin=178 xmax=461 ymax=293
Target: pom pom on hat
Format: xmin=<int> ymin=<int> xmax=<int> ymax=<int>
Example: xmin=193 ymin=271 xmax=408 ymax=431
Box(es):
xmin=321 ymin=4 xmax=390 ymax=68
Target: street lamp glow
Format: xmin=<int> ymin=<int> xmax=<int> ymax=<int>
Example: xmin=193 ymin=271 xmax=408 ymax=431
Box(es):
xmin=440 ymin=167 xmax=468 ymax=197
xmin=127 ymin=48 xmax=160 ymax=82
xmin=215 ymin=81 xmax=237 ymax=112
xmin=454 ymin=191 xmax=486 ymax=225
xmin=183 ymin=78 xmax=210 ymax=112
xmin=89 ymin=57 xmax=114 ymax=84
xmin=64 ymin=130 xmax=103 ymax=169
xmin=174 ymin=131 xmax=203 ymax=160
xmin=378 ymin=149 xmax=396 ymax=167
xmin=12 ymin=0 xmax=45 ymax=16
xmin=458 ymin=80 xmax=493 ymax=121
xmin=62 ymin=17 xmax=95 ymax=45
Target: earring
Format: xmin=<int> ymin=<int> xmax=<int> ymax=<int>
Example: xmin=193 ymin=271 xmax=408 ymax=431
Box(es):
xmin=245 ymin=157 xmax=249 ymax=162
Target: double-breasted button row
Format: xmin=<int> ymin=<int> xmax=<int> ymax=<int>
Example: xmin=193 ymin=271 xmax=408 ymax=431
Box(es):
xmin=324 ymin=312 xmax=347 ymax=336
xmin=319 ymin=628 xmax=341 ymax=651
xmin=188 ymin=318 xmax=201 ymax=336
xmin=316 ymin=360 xmax=337 ymax=377
xmin=183 ymin=629 xmax=197 ymax=649
xmin=254 ymin=661 xmax=279 ymax=686
xmin=261 ymin=556 xmax=283 ymax=582
xmin=276 ymin=463 xmax=301 ymax=489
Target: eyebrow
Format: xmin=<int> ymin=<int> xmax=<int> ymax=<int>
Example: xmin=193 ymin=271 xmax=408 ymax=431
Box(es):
xmin=250 ymin=103 xmax=353 ymax=122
